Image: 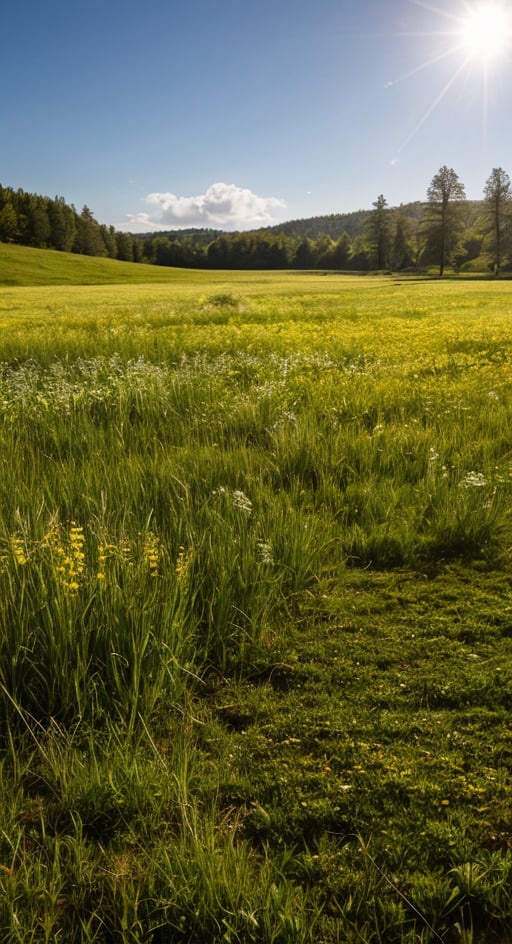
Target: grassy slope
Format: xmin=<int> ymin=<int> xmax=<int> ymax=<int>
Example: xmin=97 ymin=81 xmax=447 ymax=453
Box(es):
xmin=0 ymin=241 xmax=209 ymax=286
xmin=0 ymin=242 xmax=342 ymax=291
xmin=0 ymin=241 xmax=360 ymax=294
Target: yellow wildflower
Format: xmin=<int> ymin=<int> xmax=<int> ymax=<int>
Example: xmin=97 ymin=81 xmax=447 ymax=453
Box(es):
xmin=142 ymin=531 xmax=161 ymax=576
xmin=11 ymin=536 xmax=27 ymax=566
xmin=175 ymin=545 xmax=194 ymax=581
xmin=43 ymin=521 xmax=86 ymax=593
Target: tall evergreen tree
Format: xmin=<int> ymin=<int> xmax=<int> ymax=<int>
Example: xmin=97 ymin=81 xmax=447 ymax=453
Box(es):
xmin=73 ymin=206 xmax=108 ymax=257
xmin=48 ymin=197 xmax=76 ymax=252
xmin=483 ymin=167 xmax=512 ymax=275
xmin=25 ymin=196 xmax=51 ymax=247
xmin=364 ymin=194 xmax=392 ymax=269
xmin=423 ymin=166 xmax=466 ymax=276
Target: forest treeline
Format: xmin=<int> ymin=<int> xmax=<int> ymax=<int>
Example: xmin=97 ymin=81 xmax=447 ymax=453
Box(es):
xmin=1 ymin=167 xmax=511 ymax=273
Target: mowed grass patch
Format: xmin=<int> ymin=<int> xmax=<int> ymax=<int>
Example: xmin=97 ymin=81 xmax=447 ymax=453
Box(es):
xmin=1 ymin=267 xmax=512 ymax=940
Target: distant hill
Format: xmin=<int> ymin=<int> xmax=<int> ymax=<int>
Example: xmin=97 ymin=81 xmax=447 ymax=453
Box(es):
xmin=253 ymin=200 xmax=485 ymax=241
xmin=138 ymin=205 xmax=427 ymax=242
xmin=138 ymin=228 xmax=224 ymax=244
xmin=260 ymin=208 xmax=402 ymax=240
xmin=138 ymin=200 xmax=484 ymax=243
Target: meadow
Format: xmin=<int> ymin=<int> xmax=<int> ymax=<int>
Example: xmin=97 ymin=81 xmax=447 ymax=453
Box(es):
xmin=1 ymin=246 xmax=512 ymax=942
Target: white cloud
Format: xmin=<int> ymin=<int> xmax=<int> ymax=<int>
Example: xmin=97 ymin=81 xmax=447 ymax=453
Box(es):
xmin=120 ymin=212 xmax=156 ymax=233
xmin=124 ymin=183 xmax=286 ymax=232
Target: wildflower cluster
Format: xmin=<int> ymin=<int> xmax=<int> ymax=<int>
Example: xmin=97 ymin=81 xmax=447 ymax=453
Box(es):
xmin=232 ymin=490 xmax=253 ymax=515
xmin=212 ymin=486 xmax=253 ymax=515
xmin=3 ymin=522 xmax=175 ymax=593
xmin=142 ymin=531 xmax=161 ymax=577
xmin=459 ymin=471 xmax=488 ymax=488
xmin=44 ymin=522 xmax=86 ymax=594
xmin=256 ymin=540 xmax=274 ymax=565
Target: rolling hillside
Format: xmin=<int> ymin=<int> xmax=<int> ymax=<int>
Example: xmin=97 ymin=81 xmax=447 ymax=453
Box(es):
xmin=0 ymin=242 xmax=199 ymax=286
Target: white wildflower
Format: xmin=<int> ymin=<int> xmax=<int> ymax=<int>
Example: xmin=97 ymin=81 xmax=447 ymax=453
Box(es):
xmin=232 ymin=490 xmax=252 ymax=514
xmin=257 ymin=541 xmax=274 ymax=564
xmin=459 ymin=471 xmax=487 ymax=488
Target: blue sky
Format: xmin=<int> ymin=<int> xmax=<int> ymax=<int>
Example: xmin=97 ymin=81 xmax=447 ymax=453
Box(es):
xmin=2 ymin=0 xmax=512 ymax=231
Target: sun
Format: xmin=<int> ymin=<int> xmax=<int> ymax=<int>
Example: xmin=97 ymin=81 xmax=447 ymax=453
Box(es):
xmin=388 ymin=0 xmax=512 ymax=159
xmin=461 ymin=2 xmax=512 ymax=62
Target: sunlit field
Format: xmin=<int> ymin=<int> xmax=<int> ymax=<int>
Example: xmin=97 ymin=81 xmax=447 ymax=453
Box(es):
xmin=2 ymin=260 xmax=512 ymax=942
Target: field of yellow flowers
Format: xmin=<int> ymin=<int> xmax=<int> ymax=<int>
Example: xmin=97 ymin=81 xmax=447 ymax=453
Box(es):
xmin=1 ymin=266 xmax=512 ymax=942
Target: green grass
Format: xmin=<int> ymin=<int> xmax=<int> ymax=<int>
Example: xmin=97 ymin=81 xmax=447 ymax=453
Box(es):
xmin=1 ymin=250 xmax=512 ymax=940
xmin=0 ymin=241 xmax=370 ymax=287
xmin=0 ymin=242 xmax=205 ymax=285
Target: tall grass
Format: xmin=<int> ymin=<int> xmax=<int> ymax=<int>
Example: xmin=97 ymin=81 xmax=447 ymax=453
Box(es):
xmin=1 ymin=298 xmax=511 ymax=726
xmin=2 ymin=271 xmax=512 ymax=939
xmin=0 ymin=722 xmax=323 ymax=943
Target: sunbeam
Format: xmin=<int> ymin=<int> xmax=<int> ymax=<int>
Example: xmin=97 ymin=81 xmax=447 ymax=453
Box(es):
xmin=391 ymin=57 xmax=469 ymax=162
xmin=385 ymin=45 xmax=461 ymax=88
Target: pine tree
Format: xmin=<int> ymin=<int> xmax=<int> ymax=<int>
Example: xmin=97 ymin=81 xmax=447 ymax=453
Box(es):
xmin=364 ymin=195 xmax=392 ymax=269
xmin=423 ymin=167 xmax=466 ymax=276
xmin=48 ymin=197 xmax=76 ymax=252
xmin=483 ymin=167 xmax=512 ymax=275
xmin=73 ymin=206 xmax=108 ymax=257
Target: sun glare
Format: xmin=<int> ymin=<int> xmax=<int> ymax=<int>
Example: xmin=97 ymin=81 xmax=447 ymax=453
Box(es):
xmin=461 ymin=3 xmax=512 ymax=62
xmin=390 ymin=0 xmax=512 ymax=159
